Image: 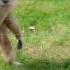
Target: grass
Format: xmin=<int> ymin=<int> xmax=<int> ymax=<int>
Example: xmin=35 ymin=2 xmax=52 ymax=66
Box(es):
xmin=0 ymin=0 xmax=70 ymax=70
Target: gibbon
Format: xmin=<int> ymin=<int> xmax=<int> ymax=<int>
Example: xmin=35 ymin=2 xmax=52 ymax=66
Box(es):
xmin=0 ymin=0 xmax=22 ymax=64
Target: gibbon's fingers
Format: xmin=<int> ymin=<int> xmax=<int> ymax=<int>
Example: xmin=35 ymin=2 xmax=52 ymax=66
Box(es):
xmin=17 ymin=40 xmax=22 ymax=49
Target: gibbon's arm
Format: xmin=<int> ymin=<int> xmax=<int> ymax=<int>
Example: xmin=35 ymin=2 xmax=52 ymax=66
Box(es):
xmin=4 ymin=15 xmax=23 ymax=49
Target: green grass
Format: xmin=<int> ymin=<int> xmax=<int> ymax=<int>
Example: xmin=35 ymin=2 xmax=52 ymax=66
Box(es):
xmin=0 ymin=0 xmax=70 ymax=70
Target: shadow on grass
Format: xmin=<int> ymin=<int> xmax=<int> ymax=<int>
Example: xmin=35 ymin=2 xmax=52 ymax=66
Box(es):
xmin=14 ymin=50 xmax=70 ymax=70
xmin=19 ymin=58 xmax=70 ymax=70
xmin=0 ymin=57 xmax=70 ymax=70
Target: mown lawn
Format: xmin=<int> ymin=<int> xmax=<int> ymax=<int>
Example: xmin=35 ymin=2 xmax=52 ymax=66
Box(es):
xmin=0 ymin=0 xmax=70 ymax=70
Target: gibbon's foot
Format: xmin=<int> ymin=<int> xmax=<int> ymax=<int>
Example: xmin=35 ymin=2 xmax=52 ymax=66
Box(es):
xmin=13 ymin=61 xmax=22 ymax=65
xmin=17 ymin=40 xmax=22 ymax=49
xmin=6 ymin=61 xmax=22 ymax=66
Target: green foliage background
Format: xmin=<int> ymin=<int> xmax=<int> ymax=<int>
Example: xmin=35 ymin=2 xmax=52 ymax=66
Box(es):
xmin=0 ymin=0 xmax=70 ymax=70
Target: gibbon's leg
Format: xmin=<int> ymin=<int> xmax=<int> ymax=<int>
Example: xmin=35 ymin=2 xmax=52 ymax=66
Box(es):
xmin=0 ymin=24 xmax=14 ymax=64
xmin=4 ymin=16 xmax=22 ymax=49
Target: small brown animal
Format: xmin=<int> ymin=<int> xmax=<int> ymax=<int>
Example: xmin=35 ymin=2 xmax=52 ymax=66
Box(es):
xmin=0 ymin=0 xmax=22 ymax=64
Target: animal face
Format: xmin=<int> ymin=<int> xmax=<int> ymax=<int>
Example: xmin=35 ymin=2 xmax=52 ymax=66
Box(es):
xmin=0 ymin=0 xmax=14 ymax=6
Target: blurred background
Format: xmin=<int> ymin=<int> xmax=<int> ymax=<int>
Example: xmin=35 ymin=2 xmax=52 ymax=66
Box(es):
xmin=0 ymin=0 xmax=70 ymax=70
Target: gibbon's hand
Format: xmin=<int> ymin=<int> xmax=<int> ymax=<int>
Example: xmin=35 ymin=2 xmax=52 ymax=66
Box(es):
xmin=17 ymin=40 xmax=22 ymax=50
